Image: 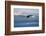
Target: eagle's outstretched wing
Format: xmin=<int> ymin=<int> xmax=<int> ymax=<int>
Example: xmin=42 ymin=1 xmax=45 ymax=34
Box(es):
xmin=26 ymin=15 xmax=33 ymax=18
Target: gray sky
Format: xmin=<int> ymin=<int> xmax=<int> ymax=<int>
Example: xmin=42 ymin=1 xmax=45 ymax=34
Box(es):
xmin=14 ymin=8 xmax=39 ymax=16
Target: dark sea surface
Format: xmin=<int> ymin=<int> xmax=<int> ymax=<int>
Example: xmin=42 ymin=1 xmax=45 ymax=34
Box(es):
xmin=14 ymin=15 xmax=39 ymax=27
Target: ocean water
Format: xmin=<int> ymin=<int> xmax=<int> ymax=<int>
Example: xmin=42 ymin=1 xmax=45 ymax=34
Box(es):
xmin=14 ymin=15 xmax=39 ymax=27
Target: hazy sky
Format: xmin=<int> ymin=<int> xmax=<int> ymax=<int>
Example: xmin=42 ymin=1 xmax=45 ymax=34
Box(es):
xmin=14 ymin=8 xmax=39 ymax=16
